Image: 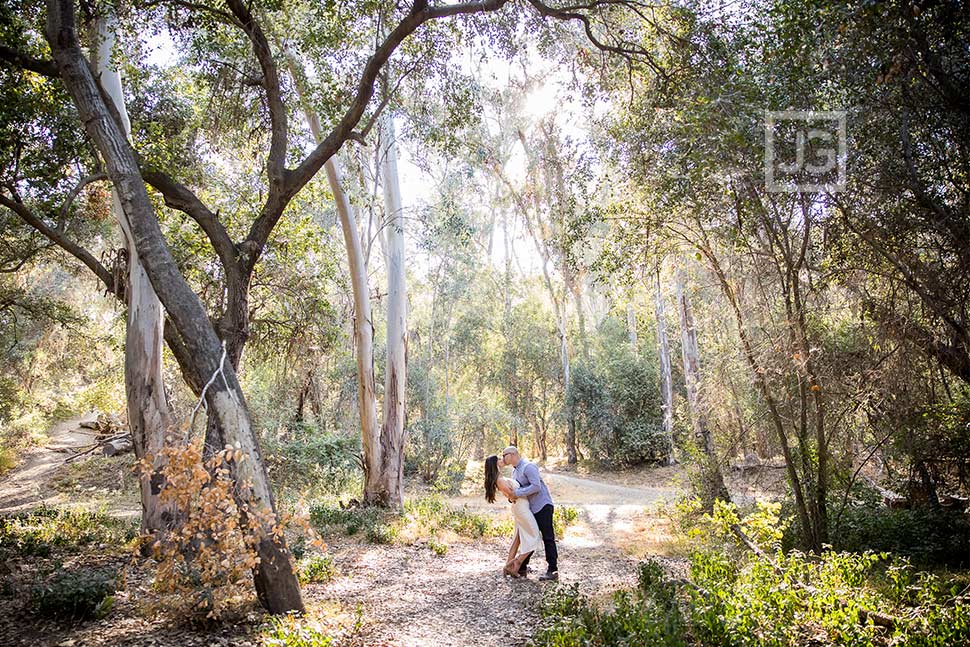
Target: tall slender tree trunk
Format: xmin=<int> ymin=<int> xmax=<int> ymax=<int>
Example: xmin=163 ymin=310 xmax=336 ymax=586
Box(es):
xmin=286 ymin=55 xmax=383 ymax=504
xmin=47 ymin=0 xmax=303 ymax=612
xmin=626 ymin=303 xmax=638 ymax=350
xmin=676 ymin=270 xmax=728 ymax=502
xmin=653 ymin=269 xmax=675 ymax=464
xmin=94 ymin=15 xmax=174 ymax=535
xmin=379 ymin=116 xmax=408 ymax=508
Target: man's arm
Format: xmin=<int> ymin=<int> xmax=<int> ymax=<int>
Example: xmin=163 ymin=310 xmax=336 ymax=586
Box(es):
xmin=514 ymin=463 xmax=542 ymax=498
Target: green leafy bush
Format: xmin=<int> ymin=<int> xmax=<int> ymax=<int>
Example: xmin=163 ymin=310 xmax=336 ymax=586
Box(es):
xmin=567 ymin=321 xmax=668 ymax=465
xmin=825 ymin=505 xmax=970 ymax=568
xmin=308 ymin=496 xmax=515 ymax=545
xmin=0 ymin=506 xmax=137 ymax=558
xmin=298 ymin=555 xmax=336 ymax=585
xmin=554 ymin=505 xmax=580 ymax=538
xmin=531 ymin=558 xmax=687 ymax=647
xmin=688 ymin=502 xmax=970 ymax=647
xmin=261 ymin=614 xmax=334 ymax=647
xmin=30 ymin=567 xmax=118 ymax=620
xmin=264 ymin=428 xmax=360 ymax=498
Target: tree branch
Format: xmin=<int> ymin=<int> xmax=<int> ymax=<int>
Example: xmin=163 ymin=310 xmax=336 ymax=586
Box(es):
xmin=141 ymin=169 xmax=239 ymax=273
xmin=0 ymin=192 xmax=120 ymax=298
xmin=0 ymin=43 xmax=59 ymax=77
xmin=280 ymin=0 xmax=511 ymax=207
xmin=225 ymin=0 xmax=288 ymax=191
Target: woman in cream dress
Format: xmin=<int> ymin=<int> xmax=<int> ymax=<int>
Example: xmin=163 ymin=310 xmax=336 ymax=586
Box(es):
xmin=484 ymin=455 xmax=542 ymax=578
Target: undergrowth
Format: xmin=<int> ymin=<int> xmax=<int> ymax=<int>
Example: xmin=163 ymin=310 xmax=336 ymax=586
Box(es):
xmin=532 ymin=501 xmax=970 ymax=647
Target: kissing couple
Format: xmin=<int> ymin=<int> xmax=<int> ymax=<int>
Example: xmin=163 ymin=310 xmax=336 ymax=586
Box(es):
xmin=483 ymin=446 xmax=559 ymax=581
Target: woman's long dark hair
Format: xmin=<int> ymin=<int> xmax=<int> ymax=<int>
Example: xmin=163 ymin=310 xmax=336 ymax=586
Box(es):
xmin=484 ymin=455 xmax=499 ymax=503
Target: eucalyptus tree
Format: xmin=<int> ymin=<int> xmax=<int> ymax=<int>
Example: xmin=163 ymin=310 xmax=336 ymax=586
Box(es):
xmin=3 ymin=0 xmax=675 ymax=611
xmin=93 ymin=12 xmax=177 ymax=535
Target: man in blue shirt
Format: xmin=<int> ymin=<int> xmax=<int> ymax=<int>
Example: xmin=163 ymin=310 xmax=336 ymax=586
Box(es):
xmin=502 ymin=445 xmax=559 ymax=581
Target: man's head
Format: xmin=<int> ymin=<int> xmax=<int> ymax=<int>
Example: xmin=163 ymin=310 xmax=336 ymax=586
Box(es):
xmin=502 ymin=445 xmax=521 ymax=467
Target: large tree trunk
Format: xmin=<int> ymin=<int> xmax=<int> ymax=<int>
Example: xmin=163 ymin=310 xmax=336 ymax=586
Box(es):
xmin=654 ymin=269 xmax=675 ymax=464
xmin=379 ymin=116 xmax=408 ymax=508
xmin=46 ymin=0 xmax=303 ymax=613
xmin=676 ymin=270 xmax=728 ymax=502
xmin=287 ymin=57 xmax=383 ymax=504
xmin=328 ymin=158 xmax=384 ymax=504
xmin=93 ymin=15 xmax=175 ymax=536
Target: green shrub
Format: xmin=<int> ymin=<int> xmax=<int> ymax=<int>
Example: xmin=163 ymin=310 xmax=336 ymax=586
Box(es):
xmin=429 ymin=536 xmax=448 ymax=556
xmin=567 ymin=325 xmax=669 ymax=466
xmin=298 ymin=555 xmax=336 ymax=585
xmin=687 ymin=501 xmax=970 ymax=647
xmin=308 ymin=503 xmax=383 ymax=538
xmin=0 ymin=445 xmax=17 ymax=476
xmin=261 ymin=614 xmax=334 ymax=647
xmin=554 ymin=505 xmax=580 ymax=538
xmin=531 ymin=558 xmax=687 ymax=647
xmin=365 ymin=523 xmax=398 ymax=545
xmin=264 ymin=428 xmax=360 ymax=498
xmin=824 ymin=504 xmax=970 ymax=568
xmin=0 ymin=506 xmax=136 ymax=558
xmin=309 ymin=496 xmax=514 ymax=545
xmin=30 ymin=567 xmax=118 ymax=620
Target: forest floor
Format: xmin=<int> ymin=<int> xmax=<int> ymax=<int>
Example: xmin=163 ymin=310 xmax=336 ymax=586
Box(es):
xmin=0 ymin=421 xmax=692 ymax=646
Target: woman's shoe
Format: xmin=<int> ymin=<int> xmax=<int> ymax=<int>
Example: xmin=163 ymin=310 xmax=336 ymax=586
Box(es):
xmin=503 ymin=565 xmax=522 ymax=578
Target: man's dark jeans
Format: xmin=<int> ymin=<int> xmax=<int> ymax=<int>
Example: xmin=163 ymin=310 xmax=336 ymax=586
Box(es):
xmin=520 ymin=503 xmax=558 ymax=573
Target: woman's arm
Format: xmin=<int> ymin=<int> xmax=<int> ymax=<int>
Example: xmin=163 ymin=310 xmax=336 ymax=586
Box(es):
xmin=496 ymin=477 xmax=515 ymax=499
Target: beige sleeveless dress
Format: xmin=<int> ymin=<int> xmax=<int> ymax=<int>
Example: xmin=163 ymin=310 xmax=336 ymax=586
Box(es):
xmin=502 ymin=477 xmax=542 ymax=558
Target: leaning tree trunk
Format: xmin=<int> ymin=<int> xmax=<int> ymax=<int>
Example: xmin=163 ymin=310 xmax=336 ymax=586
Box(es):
xmin=94 ymin=15 xmax=175 ymax=535
xmin=379 ymin=115 xmax=408 ymax=509
xmin=286 ymin=56 xmax=383 ymax=504
xmin=676 ymin=270 xmax=729 ymax=502
xmin=46 ymin=0 xmax=303 ymax=613
xmin=654 ymin=269 xmax=675 ymax=464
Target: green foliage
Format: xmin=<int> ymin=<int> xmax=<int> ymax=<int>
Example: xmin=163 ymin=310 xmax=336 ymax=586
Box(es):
xmin=308 ymin=503 xmax=384 ymax=538
xmin=687 ymin=502 xmax=970 ymax=647
xmin=531 ymin=558 xmax=687 ymax=647
xmin=298 ymin=555 xmax=336 ymax=585
xmin=308 ymin=496 xmax=514 ymax=546
xmin=568 ymin=316 xmax=667 ymax=465
xmin=825 ymin=505 xmax=970 ymax=568
xmin=264 ymin=426 xmax=361 ymax=499
xmin=428 ymin=536 xmax=448 ymax=556
xmin=30 ymin=567 xmax=119 ymax=620
xmin=554 ymin=505 xmax=579 ymax=539
xmin=0 ymin=506 xmax=137 ymax=559
xmin=261 ymin=614 xmax=334 ymax=647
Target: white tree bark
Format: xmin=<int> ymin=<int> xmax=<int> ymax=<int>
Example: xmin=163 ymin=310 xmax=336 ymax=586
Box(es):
xmin=94 ymin=16 xmax=174 ymax=535
xmin=379 ymin=116 xmax=408 ymax=508
xmin=653 ymin=270 xmax=675 ymax=464
xmin=285 ymin=55 xmax=382 ymax=504
xmin=676 ymin=270 xmax=728 ymax=500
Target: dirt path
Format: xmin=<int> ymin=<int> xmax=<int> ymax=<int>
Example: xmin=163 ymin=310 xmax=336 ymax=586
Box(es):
xmin=1 ymin=431 xmax=685 ymax=647
xmin=309 ymin=469 xmax=685 ymax=647
xmin=0 ymin=413 xmax=99 ymax=512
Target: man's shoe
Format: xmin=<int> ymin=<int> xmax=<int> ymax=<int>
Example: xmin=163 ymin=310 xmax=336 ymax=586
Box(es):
xmin=538 ymin=570 xmax=559 ymax=582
